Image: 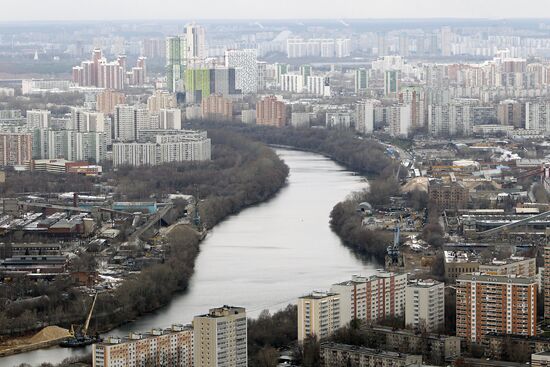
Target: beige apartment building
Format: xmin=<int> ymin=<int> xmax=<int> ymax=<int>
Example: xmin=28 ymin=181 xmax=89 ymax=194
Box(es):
xmin=298 ymin=291 xmax=341 ymax=342
xmin=92 ymin=324 xmax=193 ymax=367
xmin=405 ymin=279 xmax=445 ymax=332
xmin=330 ymin=271 xmax=407 ymax=324
xmin=193 ymin=306 xmax=247 ymax=367
xmin=456 ymin=273 xmax=537 ymax=343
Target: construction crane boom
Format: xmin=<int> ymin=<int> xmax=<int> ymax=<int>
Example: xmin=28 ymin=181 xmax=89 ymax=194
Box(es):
xmin=83 ymin=293 xmax=97 ymax=337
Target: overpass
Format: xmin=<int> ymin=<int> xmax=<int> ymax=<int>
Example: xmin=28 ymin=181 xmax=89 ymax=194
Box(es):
xmin=475 ymin=209 xmax=550 ymax=237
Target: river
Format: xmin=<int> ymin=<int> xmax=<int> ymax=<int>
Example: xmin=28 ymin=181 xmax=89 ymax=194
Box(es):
xmin=3 ymin=148 xmax=378 ymax=367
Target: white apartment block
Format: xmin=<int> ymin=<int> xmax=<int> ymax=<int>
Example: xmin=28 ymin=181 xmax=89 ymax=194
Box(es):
xmin=298 ymin=291 xmax=341 ymax=342
xmin=147 ymin=90 xmax=177 ymax=113
xmin=225 ymin=49 xmax=258 ymax=94
xmin=306 ymin=76 xmax=330 ymax=97
xmin=112 ymin=130 xmax=211 ymax=167
xmin=287 ymin=38 xmax=351 ymax=58
xmin=280 ymin=74 xmax=304 ymax=93
xmin=93 ymin=325 xmax=193 ymax=367
xmin=405 ymin=279 xmax=445 ymax=332
xmin=526 ymin=101 xmax=550 ymax=132
xmin=428 ymin=99 xmax=476 ymax=137
xmin=400 ymin=86 xmax=426 ymax=128
xmin=70 ymin=108 xmax=105 ymax=132
xmin=114 ymin=104 xmax=150 ymax=142
xmin=159 ymin=108 xmax=182 ymax=130
xmin=193 ymin=306 xmax=247 ymax=367
xmin=388 ymin=104 xmax=412 ymax=137
xmin=356 ymin=99 xmax=380 ymax=135
xmin=330 ymin=271 xmax=407 ymax=325
xmin=33 ymin=129 xmax=106 ymax=163
xmin=26 ymin=110 xmax=50 ymax=130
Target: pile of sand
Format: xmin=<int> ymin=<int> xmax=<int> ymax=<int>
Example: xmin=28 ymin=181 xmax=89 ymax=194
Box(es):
xmin=27 ymin=326 xmax=71 ymax=344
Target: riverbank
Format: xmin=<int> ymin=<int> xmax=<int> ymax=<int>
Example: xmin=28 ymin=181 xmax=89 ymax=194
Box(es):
xmin=0 ymin=129 xmax=289 ymax=348
xmin=187 ymin=121 xmax=399 ymax=262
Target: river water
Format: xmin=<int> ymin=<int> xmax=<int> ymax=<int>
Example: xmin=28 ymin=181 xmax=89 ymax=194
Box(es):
xmin=3 ymin=149 xmax=378 ymax=367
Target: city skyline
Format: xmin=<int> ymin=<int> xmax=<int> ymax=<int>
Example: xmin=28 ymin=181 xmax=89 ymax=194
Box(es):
xmin=4 ymin=0 xmax=550 ymax=21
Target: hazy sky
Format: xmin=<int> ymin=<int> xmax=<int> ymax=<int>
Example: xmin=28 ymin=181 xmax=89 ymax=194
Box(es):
xmin=2 ymin=0 xmax=550 ymax=21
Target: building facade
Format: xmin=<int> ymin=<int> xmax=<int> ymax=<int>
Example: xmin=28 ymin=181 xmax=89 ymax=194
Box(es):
xmin=0 ymin=133 xmax=33 ymax=166
xmin=112 ymin=130 xmax=211 ymax=167
xmin=225 ymin=49 xmax=258 ymax=94
xmin=256 ymin=96 xmax=287 ymax=127
xmin=456 ymin=273 xmax=537 ymax=343
xmin=92 ymin=325 xmax=193 ymax=367
xmin=193 ymin=306 xmax=247 ymax=367
xmin=330 ymin=271 xmax=407 ymax=325
xmin=320 ymin=342 xmax=422 ymax=367
xmin=298 ymin=291 xmax=341 ymax=342
xmin=405 ymin=279 xmax=445 ymax=332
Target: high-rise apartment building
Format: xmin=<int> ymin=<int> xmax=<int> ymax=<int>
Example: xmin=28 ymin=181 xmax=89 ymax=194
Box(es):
xmin=330 ymin=271 xmax=407 ymax=325
xmin=142 ymin=38 xmax=166 ymax=60
xmin=72 ymin=49 xmax=126 ymax=90
xmin=544 ymin=246 xmax=550 ymax=320
xmin=147 ymin=90 xmax=177 ymax=113
xmin=186 ymin=23 xmax=207 ymax=65
xmin=399 ymin=86 xmax=426 ymax=128
xmin=388 ymin=104 xmax=412 ymax=138
xmin=159 ymin=109 xmax=182 ymax=130
xmin=225 ymin=49 xmax=258 ymax=94
xmin=70 ymin=108 xmax=105 ymax=133
xmin=93 ymin=325 xmax=193 ymax=367
xmin=384 ymin=70 xmax=400 ymax=96
xmin=306 ymin=76 xmax=330 ymax=97
xmin=377 ymin=32 xmax=387 ymax=56
xmin=497 ymin=99 xmax=523 ymax=127
xmin=428 ymin=99 xmax=476 ymax=137
xmin=185 ymin=67 xmax=240 ymax=103
xmin=96 ymin=90 xmax=126 ymax=115
xmin=355 ymin=99 xmax=380 ymax=135
xmin=456 ymin=273 xmax=537 ymax=343
xmin=26 ymin=110 xmax=50 ymax=130
xmin=112 ymin=130 xmax=211 ymax=167
xmin=300 ymin=64 xmax=312 ymax=87
xmin=441 ymin=26 xmax=453 ymax=56
xmin=33 ymin=129 xmax=106 ymax=163
xmin=405 ymin=279 xmax=445 ymax=332
xmin=257 ymin=61 xmax=267 ymax=91
xmin=0 ymin=133 xmax=32 ymax=166
xmin=280 ymin=74 xmax=305 ymax=93
xmin=193 ymin=306 xmax=247 ymax=367
xmin=113 ymin=104 xmax=150 ymax=142
xmin=166 ymin=36 xmax=187 ymax=93
xmin=399 ymin=33 xmax=409 ymax=57
xmin=286 ymin=38 xmax=351 ymax=58
xmin=298 ymin=291 xmax=341 ymax=342
xmin=256 ymin=96 xmax=287 ymax=127
xmin=525 ymin=101 xmax=550 ymax=132
xmin=201 ymin=94 xmax=233 ymax=121
xmin=354 ymin=68 xmax=368 ymax=93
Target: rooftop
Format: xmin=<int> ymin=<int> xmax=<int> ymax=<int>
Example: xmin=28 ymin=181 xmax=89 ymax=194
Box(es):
xmin=99 ymin=324 xmax=192 ymax=346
